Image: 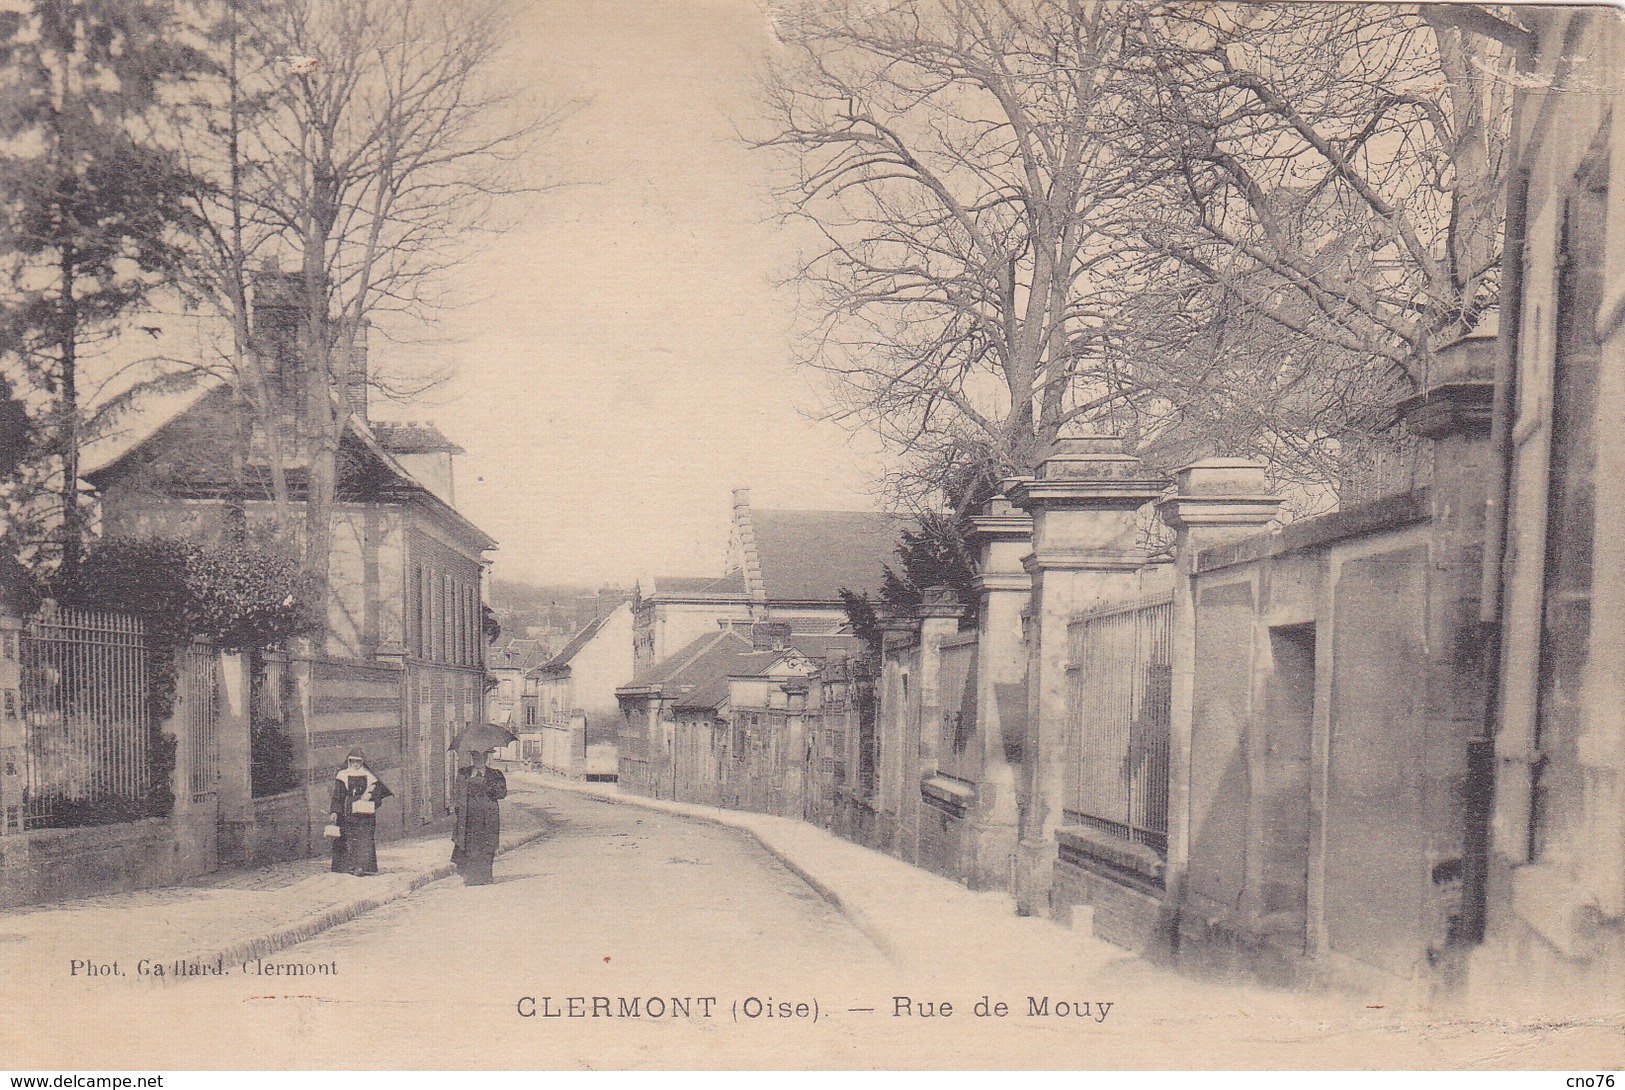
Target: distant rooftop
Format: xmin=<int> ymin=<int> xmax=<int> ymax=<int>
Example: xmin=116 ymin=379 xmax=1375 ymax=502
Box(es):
xmin=536 ymin=604 xmax=626 ymax=673
xmin=623 ymin=629 xmax=752 ymax=693
xmin=371 ymin=420 xmax=465 ymax=455
xmin=749 ymin=509 xmax=900 ymax=601
xmin=491 ymin=637 xmax=550 ymax=672
xmin=644 ymin=571 xmax=749 ymax=599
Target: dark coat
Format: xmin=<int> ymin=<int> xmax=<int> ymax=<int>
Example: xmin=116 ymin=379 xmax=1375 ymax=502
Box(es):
xmin=451 ymin=765 xmax=506 ymax=883
xmin=330 ymin=767 xmax=393 ymax=874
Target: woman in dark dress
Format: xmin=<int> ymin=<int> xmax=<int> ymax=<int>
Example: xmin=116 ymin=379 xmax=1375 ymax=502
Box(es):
xmin=329 ymin=749 xmax=393 ymax=875
xmin=451 ymin=749 xmax=507 ymax=885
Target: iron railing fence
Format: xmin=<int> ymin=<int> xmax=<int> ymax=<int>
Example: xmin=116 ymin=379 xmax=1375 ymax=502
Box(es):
xmin=1339 ymin=422 xmax=1435 ymax=506
xmin=1065 ymin=593 xmax=1174 ymax=854
xmin=184 ymin=640 xmax=220 ymax=805
xmin=936 ymin=640 xmax=979 ymax=782
xmin=19 ymin=603 xmax=150 ymax=829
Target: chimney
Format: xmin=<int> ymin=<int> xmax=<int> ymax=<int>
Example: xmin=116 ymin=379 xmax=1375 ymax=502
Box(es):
xmin=250 ymin=262 xmax=368 ymax=423
xmin=342 ymin=318 xmax=369 ymax=422
xmin=752 ymin=622 xmax=791 ymax=652
xmin=251 ymin=263 xmax=303 ymax=403
xmin=248 ymin=259 xmax=370 ymax=422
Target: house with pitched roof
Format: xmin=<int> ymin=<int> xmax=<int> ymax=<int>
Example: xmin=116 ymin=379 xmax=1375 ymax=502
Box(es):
xmin=631 ymin=488 xmax=899 ymax=670
xmin=630 ymin=571 xmax=749 ymax=671
xmin=83 ymin=272 xmax=495 ymax=861
xmin=617 ymin=618 xmax=862 ymax=814
xmin=524 ymin=601 xmax=633 ymax=779
xmin=616 ymin=627 xmax=752 ymax=798
xmin=487 ymin=637 xmax=549 ymax=732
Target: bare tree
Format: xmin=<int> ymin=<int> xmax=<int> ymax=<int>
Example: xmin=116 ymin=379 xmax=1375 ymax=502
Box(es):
xmin=761 ymin=1 xmax=1514 ymax=511
xmin=165 ymin=0 xmax=576 ymax=600
xmin=759 ymin=0 xmax=1155 ymax=513
xmin=1122 ymin=3 xmax=1513 ymax=391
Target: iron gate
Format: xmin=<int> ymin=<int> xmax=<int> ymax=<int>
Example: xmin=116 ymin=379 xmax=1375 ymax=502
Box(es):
xmin=19 ymin=603 xmax=150 ymax=828
xmin=184 ymin=640 xmax=220 ymax=804
xmin=1065 ymin=593 xmax=1173 ymax=853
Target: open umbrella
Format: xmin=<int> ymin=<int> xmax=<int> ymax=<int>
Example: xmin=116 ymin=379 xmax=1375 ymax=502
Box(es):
xmin=449 ymin=721 xmax=518 ymax=755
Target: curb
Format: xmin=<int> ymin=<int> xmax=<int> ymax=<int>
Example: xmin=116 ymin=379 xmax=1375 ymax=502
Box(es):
xmin=174 ymin=816 xmax=552 ymax=979
xmin=523 ymin=777 xmax=901 ymax=965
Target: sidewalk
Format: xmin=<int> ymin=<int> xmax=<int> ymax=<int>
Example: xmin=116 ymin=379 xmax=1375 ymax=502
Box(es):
xmin=0 ymin=790 xmax=554 ymax=979
xmin=530 ymin=777 xmax=1625 ymax=1058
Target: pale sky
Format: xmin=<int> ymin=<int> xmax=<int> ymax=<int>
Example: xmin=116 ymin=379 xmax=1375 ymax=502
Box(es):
xmin=369 ymin=0 xmax=892 ymax=589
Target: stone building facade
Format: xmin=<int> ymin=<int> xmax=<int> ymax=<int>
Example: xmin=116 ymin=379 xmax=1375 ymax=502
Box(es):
xmin=1469 ymin=5 xmax=1625 ymax=1010
xmin=530 ymin=602 xmax=634 ymax=779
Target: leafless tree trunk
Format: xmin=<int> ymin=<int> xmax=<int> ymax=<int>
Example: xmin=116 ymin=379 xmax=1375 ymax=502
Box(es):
xmin=170 ymin=0 xmax=294 ymax=536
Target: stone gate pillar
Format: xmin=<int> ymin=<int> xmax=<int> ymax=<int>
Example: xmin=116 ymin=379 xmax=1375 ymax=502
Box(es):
xmin=1007 ymin=437 xmax=1165 ymax=917
xmin=1395 ymin=331 xmax=1498 ymax=978
xmin=876 ymin=614 xmax=917 ymax=855
xmin=905 ymin=587 xmax=965 ymax=866
xmin=1156 ymin=460 xmax=1284 ymax=914
xmin=967 ymin=495 xmax=1032 ymax=891
xmin=0 ymin=610 xmax=24 ymax=840
xmin=0 ymin=608 xmax=25 ymax=905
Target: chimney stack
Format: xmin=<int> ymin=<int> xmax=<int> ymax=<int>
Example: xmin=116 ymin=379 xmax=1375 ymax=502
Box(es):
xmin=251 ymin=264 xmax=303 ymax=402
xmin=342 ymin=318 xmax=369 ymax=422
xmin=249 ymin=262 xmax=368 ymax=422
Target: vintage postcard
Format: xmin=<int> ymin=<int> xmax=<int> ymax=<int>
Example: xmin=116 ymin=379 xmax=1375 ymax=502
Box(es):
xmin=0 ymin=0 xmax=1621 ymax=1073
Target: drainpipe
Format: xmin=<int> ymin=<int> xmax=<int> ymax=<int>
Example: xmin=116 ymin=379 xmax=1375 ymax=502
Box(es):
xmin=1464 ymin=20 xmax=1535 ymax=943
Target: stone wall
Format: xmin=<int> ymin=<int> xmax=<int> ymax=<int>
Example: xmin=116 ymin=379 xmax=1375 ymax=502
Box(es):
xmin=616 ymin=324 xmax=1584 ymax=1003
xmin=0 ymin=818 xmax=185 ymax=909
xmin=248 ymin=789 xmax=310 ymax=867
xmin=542 ymin=714 xmax=587 ymax=778
xmin=1161 ymin=372 xmax=1493 ymax=993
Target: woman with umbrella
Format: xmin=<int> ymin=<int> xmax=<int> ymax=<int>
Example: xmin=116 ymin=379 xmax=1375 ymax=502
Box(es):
xmin=450 ymin=722 xmax=514 ymax=885
xmin=329 ymin=748 xmax=393 ymax=876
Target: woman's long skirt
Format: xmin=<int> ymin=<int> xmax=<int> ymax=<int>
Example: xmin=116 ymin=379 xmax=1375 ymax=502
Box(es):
xmin=332 ymin=813 xmax=379 ymax=875
xmin=454 ymin=801 xmax=500 ymax=885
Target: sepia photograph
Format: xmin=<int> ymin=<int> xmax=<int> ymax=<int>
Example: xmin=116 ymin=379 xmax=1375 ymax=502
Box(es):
xmin=0 ymin=0 xmax=1621 ymax=1074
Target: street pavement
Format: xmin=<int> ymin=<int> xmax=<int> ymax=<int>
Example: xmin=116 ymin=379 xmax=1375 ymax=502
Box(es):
xmin=1 ymin=777 xmax=1617 ymax=1070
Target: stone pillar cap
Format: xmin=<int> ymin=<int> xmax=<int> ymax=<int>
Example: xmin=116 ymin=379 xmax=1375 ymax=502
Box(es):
xmin=1395 ymin=380 xmax=1495 ymax=438
xmin=1174 ymin=456 xmax=1268 ymax=472
xmin=1172 ymin=458 xmax=1273 ymax=497
xmin=1034 ymin=434 xmax=1157 ymax=482
xmin=1044 ymin=434 xmax=1131 ymax=458
xmin=969 ymin=494 xmax=1033 ymax=535
xmin=917 ymin=586 xmax=967 ymax=618
xmin=1431 ymin=332 xmax=1498 ymax=383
